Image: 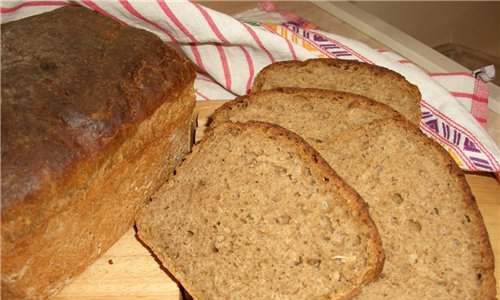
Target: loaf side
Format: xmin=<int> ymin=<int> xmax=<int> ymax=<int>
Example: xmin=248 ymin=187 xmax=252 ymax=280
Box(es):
xmin=1 ymin=6 xmax=196 ymax=299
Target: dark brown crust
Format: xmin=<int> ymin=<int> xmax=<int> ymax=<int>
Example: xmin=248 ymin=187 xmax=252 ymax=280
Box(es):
xmin=208 ymin=87 xmax=403 ymax=128
xmin=251 ymin=58 xmax=421 ymax=124
xmin=1 ymin=6 xmax=195 ymax=212
xmin=1 ymin=6 xmax=196 ymax=299
xmin=138 ymin=121 xmax=385 ymax=300
xmin=367 ymin=116 xmax=497 ymax=299
xmin=1 ymin=6 xmax=196 ymax=238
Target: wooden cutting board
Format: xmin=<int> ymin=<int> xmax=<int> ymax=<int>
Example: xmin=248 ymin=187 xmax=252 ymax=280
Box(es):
xmin=53 ymin=101 xmax=500 ymax=300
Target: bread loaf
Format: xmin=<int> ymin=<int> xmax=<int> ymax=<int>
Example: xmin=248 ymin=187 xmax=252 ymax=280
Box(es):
xmin=137 ymin=121 xmax=385 ymax=300
xmin=1 ymin=6 xmax=195 ymax=299
xmin=209 ymin=89 xmax=497 ymax=299
xmin=252 ymin=58 xmax=421 ymax=124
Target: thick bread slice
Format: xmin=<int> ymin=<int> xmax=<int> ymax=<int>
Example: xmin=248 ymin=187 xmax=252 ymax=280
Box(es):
xmin=209 ymin=88 xmax=401 ymax=138
xmin=321 ymin=118 xmax=497 ymax=300
xmin=209 ymin=93 xmax=497 ymax=299
xmin=137 ymin=121 xmax=384 ymax=300
xmin=252 ymin=58 xmax=421 ymax=124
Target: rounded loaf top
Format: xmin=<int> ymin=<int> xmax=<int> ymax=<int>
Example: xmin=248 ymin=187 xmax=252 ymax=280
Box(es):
xmin=1 ymin=6 xmax=195 ymax=211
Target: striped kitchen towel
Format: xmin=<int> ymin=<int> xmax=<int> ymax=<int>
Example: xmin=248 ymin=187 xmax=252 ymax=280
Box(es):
xmin=378 ymin=49 xmax=490 ymax=126
xmin=2 ymin=0 xmax=499 ymax=173
xmin=237 ymin=4 xmax=491 ymax=127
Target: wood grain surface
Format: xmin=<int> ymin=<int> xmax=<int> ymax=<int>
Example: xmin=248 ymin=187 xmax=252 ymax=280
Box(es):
xmin=53 ymin=100 xmax=499 ymax=300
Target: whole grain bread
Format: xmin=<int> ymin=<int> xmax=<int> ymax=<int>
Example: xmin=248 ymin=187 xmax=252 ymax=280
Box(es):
xmin=318 ymin=118 xmax=496 ymax=300
xmin=252 ymin=58 xmax=421 ymax=124
xmin=209 ymin=90 xmax=497 ymax=299
xmin=209 ymin=88 xmax=401 ymax=138
xmin=137 ymin=121 xmax=385 ymax=300
xmin=1 ymin=7 xmax=195 ymax=299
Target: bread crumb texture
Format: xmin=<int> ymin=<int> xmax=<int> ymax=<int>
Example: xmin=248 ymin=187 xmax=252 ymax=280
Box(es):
xmin=138 ymin=122 xmax=384 ymax=300
xmin=210 ymin=89 xmax=497 ymax=300
xmin=252 ymin=58 xmax=421 ymax=124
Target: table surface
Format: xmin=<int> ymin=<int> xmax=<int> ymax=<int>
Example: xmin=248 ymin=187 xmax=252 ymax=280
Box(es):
xmin=54 ymin=2 xmax=499 ymax=299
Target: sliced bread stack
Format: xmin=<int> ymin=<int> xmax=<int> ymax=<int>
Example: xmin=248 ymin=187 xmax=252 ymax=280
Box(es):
xmin=208 ymin=61 xmax=497 ymax=299
xmin=137 ymin=58 xmax=496 ymax=299
xmin=137 ymin=121 xmax=385 ymax=300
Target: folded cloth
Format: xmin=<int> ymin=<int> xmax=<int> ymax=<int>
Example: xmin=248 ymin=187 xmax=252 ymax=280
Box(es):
xmin=2 ymin=0 xmax=499 ymax=173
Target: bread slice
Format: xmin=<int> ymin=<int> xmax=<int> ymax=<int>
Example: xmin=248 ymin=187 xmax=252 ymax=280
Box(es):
xmin=209 ymin=88 xmax=401 ymax=138
xmin=209 ymin=92 xmax=497 ymax=299
xmin=252 ymin=58 xmax=421 ymax=124
xmin=137 ymin=121 xmax=384 ymax=300
xmin=318 ymin=118 xmax=497 ymax=300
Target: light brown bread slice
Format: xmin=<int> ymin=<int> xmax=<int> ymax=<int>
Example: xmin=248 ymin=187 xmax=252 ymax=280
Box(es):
xmin=252 ymin=58 xmax=421 ymax=124
xmin=137 ymin=121 xmax=384 ymax=300
xmin=319 ymin=118 xmax=496 ymax=300
xmin=209 ymin=88 xmax=401 ymax=139
xmin=209 ymin=93 xmax=497 ymax=299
